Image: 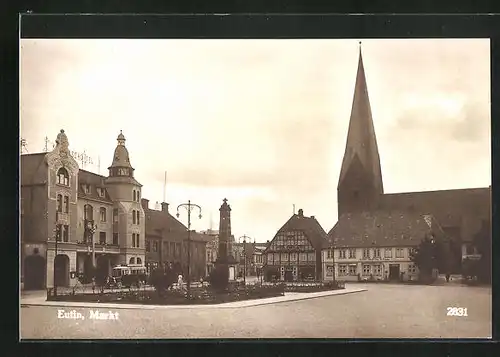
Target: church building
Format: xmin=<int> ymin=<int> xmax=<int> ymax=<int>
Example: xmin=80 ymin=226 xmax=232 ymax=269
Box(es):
xmin=21 ymin=130 xmax=146 ymax=290
xmin=326 ymin=44 xmax=491 ymax=277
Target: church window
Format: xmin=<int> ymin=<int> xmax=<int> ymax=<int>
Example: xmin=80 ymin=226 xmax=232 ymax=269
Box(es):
xmin=64 ymin=196 xmax=69 ymax=213
xmin=99 ymin=207 xmax=107 ymax=222
xmin=57 ymin=194 xmax=63 ymax=212
xmin=57 ymin=167 xmax=69 ymax=186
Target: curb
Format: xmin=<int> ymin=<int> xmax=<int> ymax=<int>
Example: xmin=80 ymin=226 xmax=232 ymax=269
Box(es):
xmin=20 ymin=288 xmax=367 ymax=310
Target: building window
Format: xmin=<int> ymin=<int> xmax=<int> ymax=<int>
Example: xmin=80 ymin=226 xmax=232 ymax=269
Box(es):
xmin=373 ymin=264 xmax=382 ymax=275
xmin=308 ymin=253 xmax=315 ymax=261
xmin=100 ymin=207 xmax=107 ymax=222
xmin=363 ymin=249 xmax=370 ymax=259
xmin=132 ymin=210 xmax=136 ymax=224
xmin=99 ymin=232 xmax=106 ymax=244
xmin=84 ymin=184 xmax=91 ymax=194
xmin=409 ymin=248 xmax=416 ymax=256
xmin=113 ymin=209 xmax=118 ymax=223
xmin=136 ymin=211 xmax=140 ymax=225
xmin=64 ymin=196 xmax=69 ymax=213
xmin=98 ymin=188 xmax=105 ymax=197
xmin=146 ymin=240 xmax=150 ymax=252
xmin=348 ymin=265 xmax=357 ymax=275
xmin=267 ymin=253 xmax=273 ymax=264
xmin=129 ymin=257 xmax=135 ymax=264
xmin=137 ymin=257 xmax=142 ymax=265
xmin=408 ymin=264 xmax=417 ymax=274
xmin=84 ymin=204 xmax=93 ymax=221
xmin=113 ymin=233 xmax=118 ymax=245
xmin=57 ymin=194 xmax=63 ymax=212
xmin=57 ymin=167 xmax=69 ymax=186
xmin=339 ymin=265 xmax=347 ymax=275
xmin=137 ymin=234 xmax=140 ymax=248
xmin=136 ymin=190 xmax=140 ymax=201
xmin=132 ymin=234 xmax=136 ymax=247
xmin=326 ymin=265 xmax=334 ymax=277
xmin=281 ymin=253 xmax=288 ymax=261
xmin=56 ymin=224 xmax=62 ymax=242
xmin=133 ymin=190 xmax=136 ymax=202
xmin=290 ymin=252 xmax=297 ymax=261
xmin=348 ymin=249 xmax=356 ymax=259
xmin=327 ymin=249 xmax=332 ymax=259
xmin=63 ymin=225 xmax=69 ymax=242
xmin=362 ymin=264 xmax=371 ymax=276
xmin=396 ymin=248 xmax=404 ymax=258
xmin=153 ymin=241 xmax=158 ymax=252
xmin=374 ymin=248 xmax=381 ymax=258
xmin=384 ymin=248 xmax=392 ymax=258
xmin=339 ymin=249 xmax=346 ymax=259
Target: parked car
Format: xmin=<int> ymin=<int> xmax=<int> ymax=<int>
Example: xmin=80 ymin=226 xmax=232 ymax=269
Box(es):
xmin=112 ymin=264 xmax=147 ymax=288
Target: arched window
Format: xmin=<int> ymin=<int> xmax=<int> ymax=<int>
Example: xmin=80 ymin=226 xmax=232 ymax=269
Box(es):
xmin=84 ymin=204 xmax=93 ymax=221
xmin=57 ymin=194 xmax=63 ymax=212
xmin=129 ymin=257 xmax=135 ymax=264
xmin=137 ymin=257 xmax=142 ymax=265
xmin=99 ymin=207 xmax=107 ymax=222
xmin=57 ymin=167 xmax=70 ymax=186
xmin=136 ymin=190 xmax=140 ymax=201
xmin=133 ymin=190 xmax=136 ymax=201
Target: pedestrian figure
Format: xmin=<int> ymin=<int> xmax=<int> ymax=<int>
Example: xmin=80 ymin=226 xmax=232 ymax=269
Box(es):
xmin=177 ymin=274 xmax=184 ymax=291
xmin=445 ymin=273 xmax=450 ymax=282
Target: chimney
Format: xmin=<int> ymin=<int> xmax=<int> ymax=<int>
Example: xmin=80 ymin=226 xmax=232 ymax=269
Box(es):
xmin=161 ymin=202 xmax=169 ymax=213
xmin=141 ymin=198 xmax=149 ymax=210
xmin=311 ymin=215 xmax=315 ymax=219
xmin=298 ymin=209 xmax=304 ymax=217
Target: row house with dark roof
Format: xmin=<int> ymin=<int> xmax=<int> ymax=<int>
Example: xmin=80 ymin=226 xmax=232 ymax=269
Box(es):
xmin=263 ymin=209 xmax=328 ymax=282
xmin=323 ymin=211 xmax=448 ymax=282
xmin=143 ymin=199 xmax=208 ymax=280
xmin=21 ymin=129 xmax=146 ymax=290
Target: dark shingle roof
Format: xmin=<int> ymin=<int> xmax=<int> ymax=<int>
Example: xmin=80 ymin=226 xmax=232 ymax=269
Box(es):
xmin=77 ymin=170 xmax=113 ymax=203
xmin=327 ymin=210 xmax=447 ymax=248
xmin=145 ymin=209 xmax=208 ymax=244
xmin=381 ymin=187 xmax=490 ymax=241
xmin=272 ymin=211 xmax=328 ymax=250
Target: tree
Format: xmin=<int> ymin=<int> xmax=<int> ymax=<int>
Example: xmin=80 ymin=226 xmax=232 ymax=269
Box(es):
xmin=473 ymin=220 xmax=491 ymax=284
xmin=410 ymin=235 xmax=441 ymax=280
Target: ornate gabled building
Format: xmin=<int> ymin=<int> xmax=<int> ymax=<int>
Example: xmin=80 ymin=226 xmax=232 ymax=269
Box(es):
xmin=330 ymin=44 xmax=491 ymax=274
xmin=21 ymin=130 xmax=146 ymax=290
xmin=264 ymin=209 xmax=328 ymax=282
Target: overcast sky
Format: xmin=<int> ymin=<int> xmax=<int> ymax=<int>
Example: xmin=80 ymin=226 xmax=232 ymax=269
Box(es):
xmin=20 ymin=39 xmax=491 ymax=242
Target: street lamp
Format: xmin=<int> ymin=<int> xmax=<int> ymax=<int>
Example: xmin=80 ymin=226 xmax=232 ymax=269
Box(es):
xmin=85 ymin=219 xmax=98 ymax=282
xmin=53 ymin=224 xmax=61 ymax=296
xmin=239 ymin=235 xmax=252 ymax=286
xmin=176 ymin=200 xmax=202 ymax=294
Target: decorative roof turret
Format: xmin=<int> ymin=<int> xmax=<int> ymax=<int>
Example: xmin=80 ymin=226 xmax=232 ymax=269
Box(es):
xmin=108 ymin=130 xmax=135 ymax=178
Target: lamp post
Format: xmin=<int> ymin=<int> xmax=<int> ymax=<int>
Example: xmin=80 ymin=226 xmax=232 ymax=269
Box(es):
xmin=85 ymin=219 xmax=98 ymax=281
xmin=176 ymin=200 xmax=202 ymax=294
xmin=53 ymin=223 xmax=61 ymax=296
xmin=239 ymin=235 xmax=252 ymax=286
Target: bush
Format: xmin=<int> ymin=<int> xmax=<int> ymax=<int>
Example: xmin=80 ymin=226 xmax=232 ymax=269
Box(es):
xmin=208 ymin=266 xmax=229 ymax=292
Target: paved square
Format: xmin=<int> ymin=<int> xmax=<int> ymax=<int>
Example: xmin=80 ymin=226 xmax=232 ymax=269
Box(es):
xmin=20 ymin=284 xmax=491 ymax=339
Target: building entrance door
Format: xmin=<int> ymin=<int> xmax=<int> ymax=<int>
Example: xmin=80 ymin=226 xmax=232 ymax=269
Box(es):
xmin=284 ymin=270 xmax=293 ymax=282
xmin=389 ymin=264 xmax=400 ymax=280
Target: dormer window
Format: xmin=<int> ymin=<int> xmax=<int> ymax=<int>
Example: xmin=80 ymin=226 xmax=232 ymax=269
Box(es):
xmin=56 ymin=167 xmax=69 ymax=186
xmin=98 ymin=188 xmax=105 ymax=197
xmin=84 ymin=184 xmax=91 ymax=194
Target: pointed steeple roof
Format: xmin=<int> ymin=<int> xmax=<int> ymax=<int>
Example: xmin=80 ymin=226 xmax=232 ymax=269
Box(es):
xmin=109 ymin=130 xmax=133 ymax=170
xmin=338 ymin=43 xmax=384 ymax=194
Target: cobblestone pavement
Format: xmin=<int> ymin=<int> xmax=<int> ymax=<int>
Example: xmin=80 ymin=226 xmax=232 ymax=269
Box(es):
xmin=20 ymin=283 xmax=491 ymax=339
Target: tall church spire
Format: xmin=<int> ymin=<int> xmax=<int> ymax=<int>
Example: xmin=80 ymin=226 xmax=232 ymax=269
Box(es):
xmin=337 ymin=43 xmax=384 ymax=217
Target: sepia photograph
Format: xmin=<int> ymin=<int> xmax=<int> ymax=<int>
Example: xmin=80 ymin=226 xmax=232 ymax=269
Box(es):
xmin=19 ymin=37 xmax=492 ymax=339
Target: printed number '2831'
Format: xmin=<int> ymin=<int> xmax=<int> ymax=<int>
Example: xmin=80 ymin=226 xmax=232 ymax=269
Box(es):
xmin=447 ymin=307 xmax=468 ymax=317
